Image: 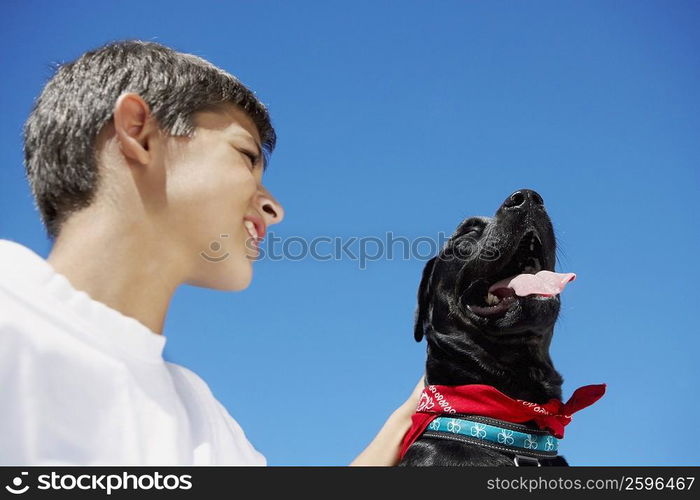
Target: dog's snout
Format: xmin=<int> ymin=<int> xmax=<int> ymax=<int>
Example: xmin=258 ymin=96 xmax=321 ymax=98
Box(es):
xmin=500 ymin=189 xmax=544 ymax=211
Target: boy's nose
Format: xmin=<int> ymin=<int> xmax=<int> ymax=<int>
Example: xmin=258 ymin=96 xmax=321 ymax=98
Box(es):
xmin=257 ymin=187 xmax=284 ymax=225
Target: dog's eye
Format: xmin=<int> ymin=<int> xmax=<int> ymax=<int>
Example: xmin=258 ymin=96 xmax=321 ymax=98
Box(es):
xmin=462 ymin=226 xmax=482 ymax=238
xmin=459 ymin=218 xmax=486 ymax=238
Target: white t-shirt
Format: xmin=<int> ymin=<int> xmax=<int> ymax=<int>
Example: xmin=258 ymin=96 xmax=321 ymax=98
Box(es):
xmin=0 ymin=238 xmax=266 ymax=466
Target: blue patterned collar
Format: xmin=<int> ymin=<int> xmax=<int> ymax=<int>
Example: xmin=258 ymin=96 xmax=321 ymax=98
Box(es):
xmin=422 ymin=414 xmax=559 ymax=460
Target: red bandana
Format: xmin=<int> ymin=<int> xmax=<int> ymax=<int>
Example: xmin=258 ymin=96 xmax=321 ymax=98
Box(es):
xmin=399 ymin=383 xmax=606 ymax=459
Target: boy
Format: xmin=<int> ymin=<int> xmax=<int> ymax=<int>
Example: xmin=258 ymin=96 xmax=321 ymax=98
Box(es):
xmin=0 ymin=40 xmax=419 ymax=465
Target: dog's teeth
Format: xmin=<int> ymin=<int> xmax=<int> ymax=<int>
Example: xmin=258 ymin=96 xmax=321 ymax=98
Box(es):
xmin=523 ymin=266 xmax=535 ymax=274
xmin=533 ymin=258 xmax=541 ymax=272
xmin=486 ymin=292 xmax=500 ymax=305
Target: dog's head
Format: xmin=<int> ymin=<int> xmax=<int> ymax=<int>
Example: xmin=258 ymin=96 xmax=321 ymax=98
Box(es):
xmin=415 ymin=189 xmax=574 ymax=347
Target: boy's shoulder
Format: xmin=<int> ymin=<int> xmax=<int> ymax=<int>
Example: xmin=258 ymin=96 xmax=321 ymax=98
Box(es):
xmin=164 ymin=361 xmax=237 ymax=424
xmin=164 ymin=361 xmax=265 ymax=464
xmin=0 ymin=239 xmax=51 ymax=287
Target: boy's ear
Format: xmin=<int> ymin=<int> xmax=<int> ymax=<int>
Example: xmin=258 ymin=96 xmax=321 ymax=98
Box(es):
xmin=113 ymin=93 xmax=154 ymax=166
xmin=414 ymin=256 xmax=437 ymax=342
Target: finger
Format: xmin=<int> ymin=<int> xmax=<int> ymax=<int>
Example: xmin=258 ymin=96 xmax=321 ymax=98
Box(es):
xmin=408 ymin=374 xmax=425 ymax=401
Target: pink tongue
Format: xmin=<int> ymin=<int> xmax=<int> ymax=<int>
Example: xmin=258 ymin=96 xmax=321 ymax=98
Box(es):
xmin=488 ymin=270 xmax=576 ymax=297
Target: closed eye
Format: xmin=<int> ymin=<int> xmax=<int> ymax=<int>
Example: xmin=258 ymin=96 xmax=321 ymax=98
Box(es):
xmin=240 ymin=149 xmax=260 ymax=170
xmin=461 ymin=225 xmax=485 ymax=239
xmin=460 ymin=216 xmax=489 ymax=235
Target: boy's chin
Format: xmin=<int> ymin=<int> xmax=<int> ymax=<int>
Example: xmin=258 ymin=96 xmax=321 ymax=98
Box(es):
xmin=187 ymin=261 xmax=253 ymax=291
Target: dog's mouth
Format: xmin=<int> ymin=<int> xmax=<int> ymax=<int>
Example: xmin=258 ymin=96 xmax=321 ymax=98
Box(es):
xmin=463 ymin=230 xmax=576 ymax=318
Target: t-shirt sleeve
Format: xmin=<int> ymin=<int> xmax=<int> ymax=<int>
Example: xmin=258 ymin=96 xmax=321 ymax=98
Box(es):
xmin=165 ymin=363 xmax=267 ymax=465
xmin=211 ymin=397 xmax=267 ymax=466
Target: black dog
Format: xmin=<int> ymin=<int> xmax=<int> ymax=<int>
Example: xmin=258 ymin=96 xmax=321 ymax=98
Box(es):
xmin=400 ymin=189 xmax=578 ymax=466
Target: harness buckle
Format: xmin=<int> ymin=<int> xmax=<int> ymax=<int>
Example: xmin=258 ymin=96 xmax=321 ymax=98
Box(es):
xmin=514 ymin=455 xmax=541 ymax=467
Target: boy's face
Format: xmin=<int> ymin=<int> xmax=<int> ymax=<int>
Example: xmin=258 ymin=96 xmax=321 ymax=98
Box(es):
xmin=160 ymin=103 xmax=284 ymax=290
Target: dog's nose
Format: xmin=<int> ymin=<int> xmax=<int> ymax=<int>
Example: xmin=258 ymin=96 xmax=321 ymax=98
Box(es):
xmin=500 ymin=189 xmax=544 ymax=210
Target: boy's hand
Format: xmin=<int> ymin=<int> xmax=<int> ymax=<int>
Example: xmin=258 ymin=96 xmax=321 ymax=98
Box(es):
xmin=349 ymin=375 xmax=425 ymax=466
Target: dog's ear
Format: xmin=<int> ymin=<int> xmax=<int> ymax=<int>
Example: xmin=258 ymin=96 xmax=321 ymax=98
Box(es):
xmin=414 ymin=256 xmax=437 ymax=342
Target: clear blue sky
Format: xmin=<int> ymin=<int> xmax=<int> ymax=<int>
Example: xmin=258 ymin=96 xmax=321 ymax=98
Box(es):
xmin=1 ymin=0 xmax=698 ymax=465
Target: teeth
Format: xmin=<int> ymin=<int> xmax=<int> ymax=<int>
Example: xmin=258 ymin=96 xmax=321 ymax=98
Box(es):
xmin=532 ymin=257 xmax=541 ymax=271
xmin=244 ymin=220 xmax=258 ymax=240
xmin=485 ymin=292 xmax=501 ymax=305
xmin=523 ymin=266 xmax=535 ymax=274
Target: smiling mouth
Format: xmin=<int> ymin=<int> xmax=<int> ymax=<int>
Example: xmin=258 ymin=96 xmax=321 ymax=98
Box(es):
xmin=465 ymin=230 xmax=575 ymax=318
xmin=243 ymin=220 xmax=260 ymax=242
